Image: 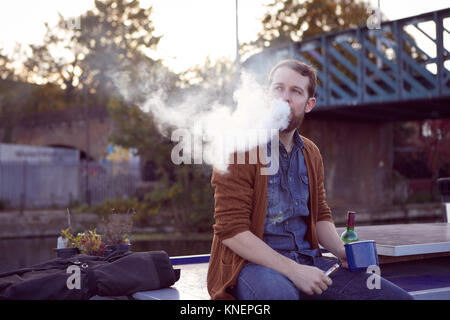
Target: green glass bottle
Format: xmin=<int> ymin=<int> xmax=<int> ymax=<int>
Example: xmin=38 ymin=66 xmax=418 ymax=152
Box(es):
xmin=341 ymin=211 xmax=359 ymax=244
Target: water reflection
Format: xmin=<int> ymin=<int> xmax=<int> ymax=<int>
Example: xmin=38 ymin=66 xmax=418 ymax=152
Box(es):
xmin=0 ymin=236 xmax=212 ymax=274
xmin=0 ymin=237 xmax=56 ymax=274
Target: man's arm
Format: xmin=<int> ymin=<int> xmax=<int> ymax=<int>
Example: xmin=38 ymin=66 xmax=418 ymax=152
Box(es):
xmin=313 ymin=147 xmax=348 ymax=267
xmin=212 ymin=161 xmax=331 ymax=295
xmin=316 ymin=221 xmax=348 ymax=268
xmin=223 ymin=231 xmax=332 ymax=295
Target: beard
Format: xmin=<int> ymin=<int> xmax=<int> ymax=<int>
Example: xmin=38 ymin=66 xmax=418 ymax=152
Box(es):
xmin=280 ymin=102 xmax=307 ymax=134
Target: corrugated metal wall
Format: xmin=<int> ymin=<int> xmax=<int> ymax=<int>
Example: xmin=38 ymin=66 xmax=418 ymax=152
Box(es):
xmin=0 ymin=161 xmax=141 ymax=209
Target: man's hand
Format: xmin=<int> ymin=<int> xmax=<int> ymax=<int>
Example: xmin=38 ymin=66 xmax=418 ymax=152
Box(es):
xmin=316 ymin=221 xmax=349 ymax=269
xmin=286 ymin=262 xmax=333 ymax=295
xmin=335 ymin=245 xmax=349 ymax=269
xmin=222 ymin=231 xmax=333 ymax=296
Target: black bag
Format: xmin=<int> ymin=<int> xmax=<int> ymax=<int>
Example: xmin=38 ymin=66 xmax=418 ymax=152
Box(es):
xmin=0 ymin=250 xmax=180 ymax=300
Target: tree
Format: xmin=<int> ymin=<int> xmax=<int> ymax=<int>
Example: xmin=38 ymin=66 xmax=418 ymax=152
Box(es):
xmin=0 ymin=49 xmax=13 ymax=81
xmin=24 ymin=0 xmax=162 ymax=104
xmin=251 ymin=0 xmax=371 ymax=49
xmin=180 ymin=57 xmax=236 ymax=106
xmin=76 ymin=0 xmax=162 ymax=100
xmin=0 ymin=44 xmax=30 ymax=82
xmin=24 ymin=19 xmax=85 ymax=102
xmin=393 ymin=119 xmax=450 ymax=204
xmin=0 ymin=79 xmax=35 ymax=141
xmin=107 ymin=98 xmax=214 ymax=233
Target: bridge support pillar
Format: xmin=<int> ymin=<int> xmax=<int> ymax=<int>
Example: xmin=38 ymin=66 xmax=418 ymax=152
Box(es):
xmin=301 ymin=119 xmax=394 ymax=220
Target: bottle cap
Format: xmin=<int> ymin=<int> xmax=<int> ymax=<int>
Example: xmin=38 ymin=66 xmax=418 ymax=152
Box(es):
xmin=347 ymin=211 xmax=356 ymax=228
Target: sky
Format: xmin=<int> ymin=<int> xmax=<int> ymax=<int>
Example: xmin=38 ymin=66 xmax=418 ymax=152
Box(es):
xmin=0 ymin=0 xmax=448 ymax=74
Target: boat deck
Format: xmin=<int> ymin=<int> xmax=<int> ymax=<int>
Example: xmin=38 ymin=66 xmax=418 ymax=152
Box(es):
xmin=133 ymin=261 xmax=210 ymax=300
xmin=132 ymin=223 xmax=450 ymax=300
xmin=335 ymin=223 xmax=450 ymax=259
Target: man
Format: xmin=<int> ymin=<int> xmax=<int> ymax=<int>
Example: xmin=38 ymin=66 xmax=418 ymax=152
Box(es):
xmin=207 ymin=60 xmax=412 ymax=300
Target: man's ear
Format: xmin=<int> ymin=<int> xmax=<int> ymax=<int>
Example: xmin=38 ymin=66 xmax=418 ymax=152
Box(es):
xmin=305 ymin=97 xmax=316 ymax=113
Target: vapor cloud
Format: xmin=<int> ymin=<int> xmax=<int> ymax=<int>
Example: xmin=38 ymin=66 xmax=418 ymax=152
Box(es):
xmin=110 ymin=63 xmax=291 ymax=174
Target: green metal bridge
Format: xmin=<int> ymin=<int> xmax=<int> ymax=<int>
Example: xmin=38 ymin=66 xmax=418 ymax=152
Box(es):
xmin=248 ymin=8 xmax=450 ymax=122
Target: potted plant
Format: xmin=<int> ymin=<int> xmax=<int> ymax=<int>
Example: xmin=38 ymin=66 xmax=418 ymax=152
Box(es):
xmin=101 ymin=211 xmax=134 ymax=255
xmin=55 ymin=228 xmax=81 ymax=258
xmin=75 ymin=229 xmax=106 ymax=256
xmin=55 ymin=208 xmax=79 ymax=258
xmin=56 ymin=228 xmax=106 ymax=257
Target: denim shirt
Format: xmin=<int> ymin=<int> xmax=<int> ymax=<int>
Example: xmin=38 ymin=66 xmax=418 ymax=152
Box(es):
xmin=264 ymin=131 xmax=319 ymax=257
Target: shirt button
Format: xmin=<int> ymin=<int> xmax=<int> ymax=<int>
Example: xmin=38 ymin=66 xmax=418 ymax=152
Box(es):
xmin=295 ymin=201 xmax=299 ymax=206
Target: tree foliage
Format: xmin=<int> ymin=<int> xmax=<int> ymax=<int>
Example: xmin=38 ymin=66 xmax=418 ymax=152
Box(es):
xmin=0 ymin=0 xmax=214 ymax=232
xmin=252 ymin=0 xmax=371 ymax=49
xmin=180 ymin=57 xmax=237 ymax=106
xmin=0 ymin=49 xmax=14 ymax=81
xmin=394 ymin=120 xmax=450 ymax=179
xmin=24 ymin=0 xmax=161 ymax=104
xmin=106 ymin=100 xmax=214 ymax=233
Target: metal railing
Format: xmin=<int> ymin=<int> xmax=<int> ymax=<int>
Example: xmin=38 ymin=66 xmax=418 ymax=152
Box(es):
xmin=292 ymin=8 xmax=450 ymax=108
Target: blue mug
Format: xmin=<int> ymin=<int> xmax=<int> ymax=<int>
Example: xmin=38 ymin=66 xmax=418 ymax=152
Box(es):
xmin=345 ymin=240 xmax=379 ymax=272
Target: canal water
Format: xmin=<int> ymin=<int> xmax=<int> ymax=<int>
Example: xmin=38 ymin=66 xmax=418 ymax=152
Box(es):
xmin=0 ymin=236 xmax=212 ymax=274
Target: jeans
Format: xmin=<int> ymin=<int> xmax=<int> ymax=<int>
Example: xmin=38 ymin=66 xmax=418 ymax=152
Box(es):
xmin=235 ymin=252 xmax=413 ymax=300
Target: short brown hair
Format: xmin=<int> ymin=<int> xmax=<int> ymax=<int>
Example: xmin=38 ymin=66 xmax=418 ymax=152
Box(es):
xmin=268 ymin=60 xmax=317 ymax=98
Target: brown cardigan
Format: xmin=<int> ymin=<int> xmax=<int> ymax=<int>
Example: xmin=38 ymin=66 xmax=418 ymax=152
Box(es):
xmin=206 ymin=135 xmax=334 ymax=300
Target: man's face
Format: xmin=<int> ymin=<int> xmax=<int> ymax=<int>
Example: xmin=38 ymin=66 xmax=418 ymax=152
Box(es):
xmin=269 ymin=66 xmax=316 ymax=133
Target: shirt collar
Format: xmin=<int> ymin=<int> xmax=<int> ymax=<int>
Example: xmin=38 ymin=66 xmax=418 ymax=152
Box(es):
xmin=293 ymin=129 xmax=305 ymax=150
xmin=268 ymin=129 xmax=304 ymax=157
xmin=283 ymin=129 xmax=304 ymax=154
